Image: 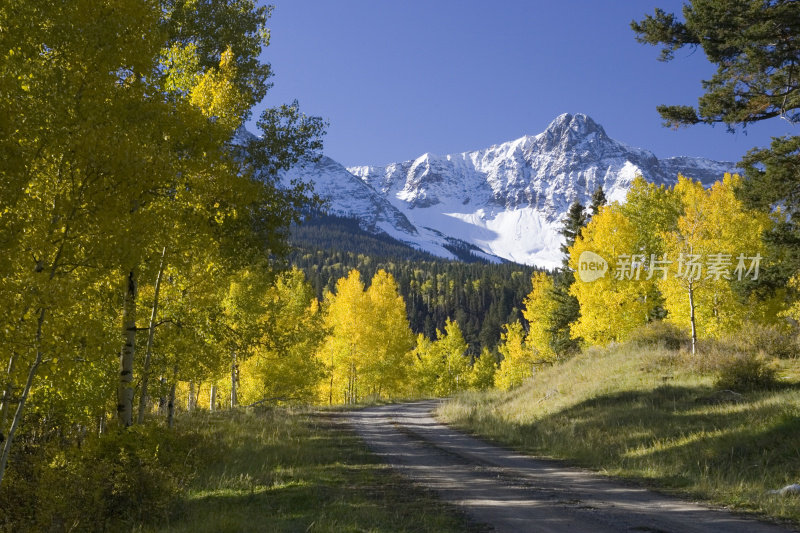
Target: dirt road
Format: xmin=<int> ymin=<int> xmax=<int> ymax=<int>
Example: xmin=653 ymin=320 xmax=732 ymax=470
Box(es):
xmin=348 ymin=401 xmax=796 ymax=533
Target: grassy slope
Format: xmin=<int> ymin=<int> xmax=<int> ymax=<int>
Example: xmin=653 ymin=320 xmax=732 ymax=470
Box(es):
xmin=438 ymin=344 xmax=800 ymax=525
xmin=156 ymin=408 xmax=484 ymax=533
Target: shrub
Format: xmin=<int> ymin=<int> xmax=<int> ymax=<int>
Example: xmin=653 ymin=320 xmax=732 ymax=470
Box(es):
xmin=628 ymin=321 xmax=687 ymax=351
xmin=0 ymin=422 xmax=201 ymax=532
xmin=715 ymin=351 xmax=780 ymax=392
xmin=725 ymin=322 xmax=798 ymax=360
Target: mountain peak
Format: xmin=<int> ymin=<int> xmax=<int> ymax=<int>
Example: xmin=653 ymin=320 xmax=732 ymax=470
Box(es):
xmin=281 ymin=112 xmax=736 ymax=268
xmin=538 ymin=112 xmax=607 ymax=151
xmin=546 ymin=112 xmax=604 ymax=135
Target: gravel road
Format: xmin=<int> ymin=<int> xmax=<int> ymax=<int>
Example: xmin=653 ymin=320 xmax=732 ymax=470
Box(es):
xmin=348 ymin=400 xmax=796 ymax=533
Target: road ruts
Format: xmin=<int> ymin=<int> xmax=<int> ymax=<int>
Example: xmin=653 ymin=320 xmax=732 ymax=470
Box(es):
xmin=348 ymin=400 xmax=797 ymax=533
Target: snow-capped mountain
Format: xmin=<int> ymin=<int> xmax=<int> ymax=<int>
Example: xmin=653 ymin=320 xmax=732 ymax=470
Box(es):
xmin=280 ymin=113 xmax=736 ymax=268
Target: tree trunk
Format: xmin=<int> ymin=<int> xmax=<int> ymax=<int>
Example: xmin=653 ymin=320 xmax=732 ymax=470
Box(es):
xmin=0 ymin=308 xmax=45 ymax=489
xmin=167 ymin=367 xmax=177 ymax=429
xmin=118 ymin=270 xmax=137 ymax=427
xmin=158 ymin=376 xmax=167 ymax=416
xmin=688 ymin=281 xmax=697 ymax=356
xmin=230 ymin=351 xmax=238 ymax=408
xmin=187 ymin=381 xmax=195 ymax=412
xmin=0 ymin=351 xmax=18 ymax=437
xmin=137 ymin=247 xmax=166 ymax=424
xmin=209 ymin=383 xmax=217 ymax=412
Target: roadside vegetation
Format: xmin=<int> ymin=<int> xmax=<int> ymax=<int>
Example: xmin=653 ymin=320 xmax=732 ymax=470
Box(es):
xmin=1 ymin=406 xmax=483 ymax=532
xmin=438 ymin=322 xmax=800 ymax=524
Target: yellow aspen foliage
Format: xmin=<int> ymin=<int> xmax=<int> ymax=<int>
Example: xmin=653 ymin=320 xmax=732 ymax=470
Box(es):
xmin=320 ymin=270 xmax=367 ymax=404
xmin=410 ymin=334 xmax=439 ymax=397
xmin=495 ymin=321 xmax=536 ymax=390
xmin=238 ymin=269 xmax=325 ymax=405
xmin=436 ymin=319 xmax=471 ymax=395
xmin=411 ymin=319 xmax=470 ymax=397
xmin=569 ymin=204 xmax=655 ymax=345
xmin=362 ymin=270 xmax=415 ymax=399
xmin=659 ymin=174 xmax=777 ymax=342
xmin=190 ymin=47 xmax=250 ymax=130
xmin=521 ymin=272 xmax=557 ymax=361
xmin=319 ymin=269 xmax=414 ymax=403
xmin=468 ymin=348 xmax=497 ymax=391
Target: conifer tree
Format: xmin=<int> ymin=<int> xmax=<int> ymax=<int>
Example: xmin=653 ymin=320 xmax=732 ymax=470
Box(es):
xmin=590 ymin=186 xmax=607 ymax=216
xmin=549 ymin=201 xmax=588 ymax=355
xmin=633 ymin=0 xmax=800 ymax=286
xmin=632 ymin=1 xmax=800 ymax=128
xmin=560 ymin=202 xmax=588 ymax=262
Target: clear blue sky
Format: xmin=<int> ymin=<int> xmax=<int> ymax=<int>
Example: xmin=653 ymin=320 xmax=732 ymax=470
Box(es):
xmin=248 ymin=0 xmax=795 ymax=167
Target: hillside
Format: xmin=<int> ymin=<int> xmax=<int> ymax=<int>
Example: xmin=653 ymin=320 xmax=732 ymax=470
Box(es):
xmin=289 ymin=214 xmax=541 ymax=351
xmin=438 ymin=337 xmax=800 ymax=525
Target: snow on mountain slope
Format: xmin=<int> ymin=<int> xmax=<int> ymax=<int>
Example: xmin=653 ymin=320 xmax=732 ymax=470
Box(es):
xmin=345 ymin=113 xmax=736 ymax=268
xmin=278 ymin=113 xmax=736 ymax=268
xmin=281 ymin=156 xmax=461 ymax=260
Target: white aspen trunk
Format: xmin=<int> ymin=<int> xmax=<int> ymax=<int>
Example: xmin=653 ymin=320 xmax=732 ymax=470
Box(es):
xmin=187 ymin=381 xmax=195 ymax=412
xmin=137 ymin=246 xmax=166 ymax=424
xmin=1 ymin=306 xmax=30 ymax=433
xmin=347 ymin=367 xmax=353 ymax=404
xmin=230 ymin=351 xmax=238 ymax=408
xmin=118 ymin=270 xmax=137 ymax=427
xmin=0 ymin=309 xmax=45 ymax=489
xmin=209 ymin=383 xmax=217 ymax=412
xmin=0 ymin=352 xmax=18 ymax=436
xmin=688 ymin=281 xmax=697 ymax=356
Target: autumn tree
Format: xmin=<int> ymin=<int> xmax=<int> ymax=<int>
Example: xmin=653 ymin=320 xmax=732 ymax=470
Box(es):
xmin=362 ymin=270 xmax=415 ymax=398
xmin=659 ymin=175 xmax=777 ymax=351
xmin=320 ymin=271 xmax=365 ymax=404
xmin=633 ymin=0 xmax=800 ymax=292
xmin=569 ymin=203 xmax=657 ymax=345
xmin=411 ymin=319 xmax=470 ymax=397
xmin=495 ymin=321 xmax=536 ymax=390
xmin=522 ymin=273 xmax=558 ymax=362
xmin=468 ymin=348 xmax=497 ymax=391
xmin=0 ymin=0 xmax=324 ymax=490
xmin=320 ymin=269 xmax=414 ymax=403
xmin=232 ymin=269 xmax=325 ymax=405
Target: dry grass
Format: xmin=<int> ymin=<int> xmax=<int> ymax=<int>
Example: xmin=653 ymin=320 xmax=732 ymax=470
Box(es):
xmin=438 ymin=341 xmax=800 ymax=525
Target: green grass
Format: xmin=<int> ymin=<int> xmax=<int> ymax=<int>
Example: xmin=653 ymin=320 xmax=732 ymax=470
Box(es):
xmin=437 ymin=343 xmax=800 ymax=525
xmin=155 ymin=408 xmax=484 ymax=533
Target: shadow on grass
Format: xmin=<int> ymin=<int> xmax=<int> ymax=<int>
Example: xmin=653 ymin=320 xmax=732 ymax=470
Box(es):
xmin=479 ymin=384 xmax=800 ymax=495
xmin=162 ymin=410 xmax=485 ymax=533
